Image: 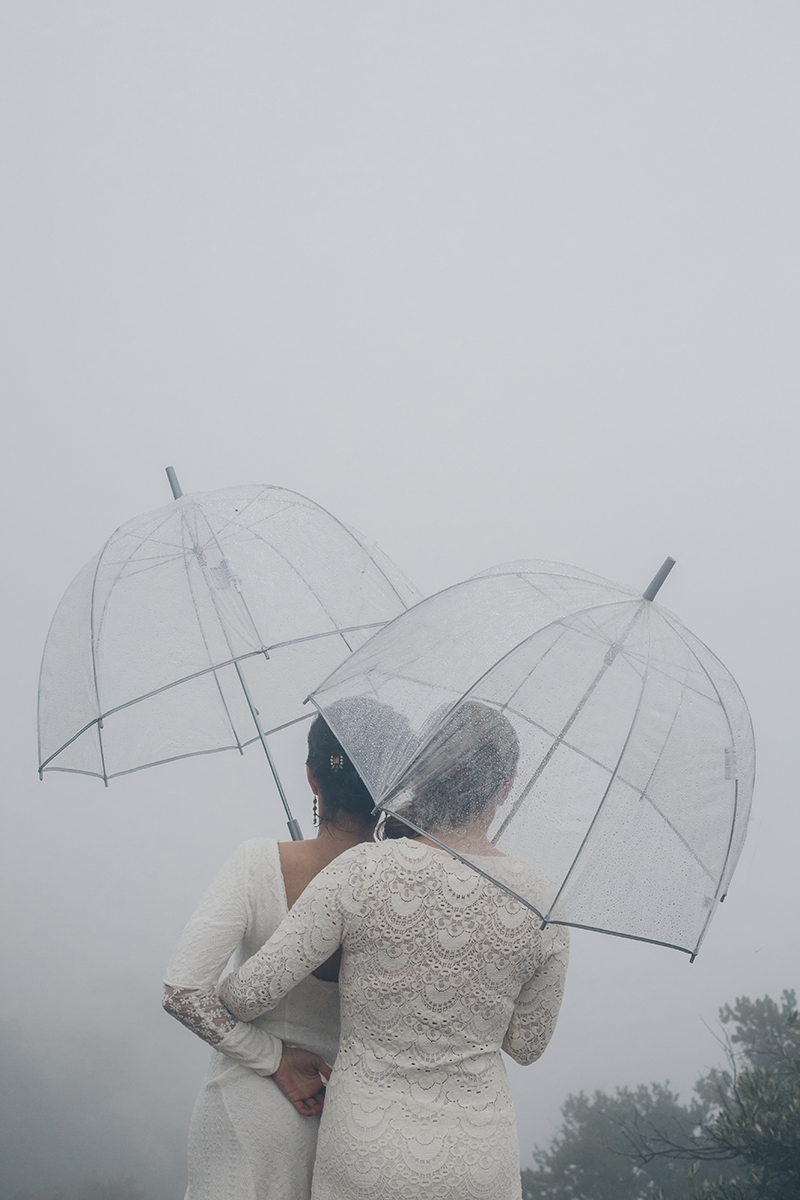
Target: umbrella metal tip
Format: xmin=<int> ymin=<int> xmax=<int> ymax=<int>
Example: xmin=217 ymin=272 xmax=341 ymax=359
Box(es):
xmin=165 ymin=466 xmax=183 ymax=500
xmin=642 ymin=557 xmax=676 ymax=602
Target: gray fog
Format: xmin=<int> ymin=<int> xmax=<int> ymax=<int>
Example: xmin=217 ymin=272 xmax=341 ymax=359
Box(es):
xmin=1 ymin=3 xmax=798 ymax=1196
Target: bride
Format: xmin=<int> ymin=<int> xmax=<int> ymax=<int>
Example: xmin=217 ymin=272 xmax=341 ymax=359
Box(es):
xmin=162 ymin=704 xmax=399 ymax=1199
xmin=219 ymin=702 xmax=569 ymax=1200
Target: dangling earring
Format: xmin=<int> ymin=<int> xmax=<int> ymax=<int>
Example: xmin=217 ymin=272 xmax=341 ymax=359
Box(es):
xmin=313 ymin=795 xmax=318 ymax=827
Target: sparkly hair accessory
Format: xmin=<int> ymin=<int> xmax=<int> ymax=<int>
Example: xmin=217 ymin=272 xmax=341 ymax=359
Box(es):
xmin=330 ymin=754 xmax=345 ymax=773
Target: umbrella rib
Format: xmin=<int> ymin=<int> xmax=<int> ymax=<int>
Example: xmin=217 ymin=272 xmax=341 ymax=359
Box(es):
xmin=206 ymin=509 xmax=372 ymax=642
xmin=38 ymin=551 xmax=103 ymax=771
xmin=164 ymin=508 xmax=298 ymax=825
xmin=514 ymin=573 xmax=634 ymax=654
xmin=539 ymin=919 xmax=692 ymax=957
xmin=660 ymin=611 xmax=743 ymax=886
xmin=42 ymin=719 xmax=314 ymax=779
xmin=375 ymin=808 xmax=546 ymax=921
xmin=43 ymin=744 xmax=243 ymax=779
xmin=203 ymin=512 xmax=349 ymax=648
xmin=498 ymin=626 xmax=573 ymax=713
xmin=268 ymin=622 xmax=387 ymax=651
xmin=204 ymin=486 xmax=278 ymax=538
xmin=499 ymin=699 xmax=637 ymax=780
xmin=513 ymin=567 xmax=637 ymax=601
xmin=218 ymin=486 xmax=416 ymax=612
xmin=378 ymin=600 xmax=635 ymax=804
xmin=41 ymin=766 xmax=107 ymax=779
xmin=201 ymin=486 xmax=297 ymax=542
xmin=180 ymin=505 xmax=300 ymax=827
xmin=657 ymin=612 xmax=748 ymax=954
xmin=495 ymin=698 xmax=715 ymax=882
xmin=39 ymin=623 xmax=386 ymax=772
xmin=104 ymin=743 xmax=244 ymax=778
xmin=542 ymin=603 xmax=653 ymax=920
xmin=40 ymin=486 xmax=415 ymax=792
xmin=246 ymin=711 xmax=315 ymax=738
xmin=603 ymin=647 xmax=729 ymax=708
xmin=491 ymin=603 xmax=647 ymax=844
xmin=185 ymin=499 xmax=388 ymax=662
xmin=371 ymin=808 xmax=693 ymax=957
xmin=178 ymin=538 xmax=245 ymax=753
xmin=99 ymin=549 xmax=193 ymax=575
xmin=89 ymin=531 xmax=118 ymax=785
xmin=499 ymin=701 xmax=617 ymax=770
xmin=37 ymin=650 xmax=268 ymax=769
xmin=193 ymin=503 xmax=269 ymax=648
xmin=624 ymin=650 xmax=719 ymax=883
xmin=91 ymin=509 xmax=183 ymax=650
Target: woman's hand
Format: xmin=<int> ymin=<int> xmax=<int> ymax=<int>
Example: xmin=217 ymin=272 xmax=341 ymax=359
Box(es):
xmin=272 ymin=1046 xmax=332 ymax=1116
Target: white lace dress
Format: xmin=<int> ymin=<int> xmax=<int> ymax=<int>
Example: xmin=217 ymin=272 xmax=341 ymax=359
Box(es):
xmin=163 ymin=839 xmax=340 ymax=1200
xmin=219 ymin=838 xmax=569 ymax=1200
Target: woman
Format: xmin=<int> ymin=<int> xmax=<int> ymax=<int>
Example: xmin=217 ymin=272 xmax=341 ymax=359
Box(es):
xmin=163 ymin=703 xmax=398 ymax=1200
xmin=219 ymin=702 xmax=570 ymax=1200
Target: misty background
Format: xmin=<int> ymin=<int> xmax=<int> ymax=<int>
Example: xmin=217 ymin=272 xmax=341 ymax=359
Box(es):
xmin=1 ymin=3 xmax=799 ymax=1196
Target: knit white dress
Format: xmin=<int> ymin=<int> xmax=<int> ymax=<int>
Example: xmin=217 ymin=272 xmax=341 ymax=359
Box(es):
xmin=220 ymin=838 xmax=569 ymax=1200
xmin=164 ymin=839 xmax=339 ymax=1200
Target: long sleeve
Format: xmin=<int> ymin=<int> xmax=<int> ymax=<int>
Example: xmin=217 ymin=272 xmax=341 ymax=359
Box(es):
xmin=220 ymin=851 xmax=361 ymax=1022
xmin=502 ymin=926 xmax=569 ymax=1066
xmin=162 ymin=842 xmax=283 ymax=1076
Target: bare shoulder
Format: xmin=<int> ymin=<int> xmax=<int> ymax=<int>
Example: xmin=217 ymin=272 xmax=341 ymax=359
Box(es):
xmin=277 ymin=839 xmax=326 ymax=909
xmin=276 ymin=838 xmax=319 ymax=867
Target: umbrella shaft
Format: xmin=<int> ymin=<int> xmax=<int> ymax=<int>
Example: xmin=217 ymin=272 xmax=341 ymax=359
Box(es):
xmin=233 ymin=661 xmax=303 ymax=839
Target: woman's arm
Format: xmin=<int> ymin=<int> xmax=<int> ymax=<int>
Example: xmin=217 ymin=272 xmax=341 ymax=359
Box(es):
xmin=219 ymin=850 xmax=362 ymax=1022
xmin=502 ymin=927 xmax=570 ymax=1066
xmin=162 ymin=842 xmax=283 ymax=1075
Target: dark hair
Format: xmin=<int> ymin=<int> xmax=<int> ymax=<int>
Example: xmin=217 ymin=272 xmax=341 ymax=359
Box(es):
xmin=386 ymin=701 xmax=519 ymax=836
xmin=306 ymin=713 xmax=376 ymax=827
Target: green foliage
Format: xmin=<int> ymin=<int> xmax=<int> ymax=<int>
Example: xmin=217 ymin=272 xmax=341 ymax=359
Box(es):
xmin=521 ymin=1082 xmax=723 ymax=1200
xmin=521 ymin=991 xmax=800 ymax=1200
xmin=690 ymin=992 xmax=800 ymax=1200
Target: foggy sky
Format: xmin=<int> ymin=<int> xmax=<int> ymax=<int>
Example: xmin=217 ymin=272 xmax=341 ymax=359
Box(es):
xmin=2 ymin=3 xmax=799 ymax=1196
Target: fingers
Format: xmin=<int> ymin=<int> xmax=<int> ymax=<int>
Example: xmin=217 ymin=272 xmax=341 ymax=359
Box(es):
xmin=292 ymin=1091 xmax=325 ymax=1116
xmin=272 ymin=1047 xmax=332 ymax=1114
xmin=314 ymin=1057 xmax=332 ymax=1081
xmin=302 ymin=1053 xmax=332 ymax=1081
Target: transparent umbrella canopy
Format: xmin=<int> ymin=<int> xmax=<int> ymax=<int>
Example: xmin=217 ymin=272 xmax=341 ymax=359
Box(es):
xmin=38 ymin=471 xmax=421 ymax=838
xmin=310 ymin=559 xmax=755 ymax=957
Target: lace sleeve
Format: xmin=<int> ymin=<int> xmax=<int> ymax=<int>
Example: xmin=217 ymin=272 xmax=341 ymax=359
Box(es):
xmin=162 ymin=984 xmax=238 ymax=1043
xmin=162 ymin=843 xmax=283 ymax=1075
xmin=502 ymin=926 xmax=569 ymax=1066
xmin=220 ymin=849 xmax=362 ymax=1022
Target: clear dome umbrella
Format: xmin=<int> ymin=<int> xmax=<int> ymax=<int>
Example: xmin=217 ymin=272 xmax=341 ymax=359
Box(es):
xmin=309 ymin=558 xmax=755 ymax=958
xmin=38 ymin=468 xmax=421 ymax=839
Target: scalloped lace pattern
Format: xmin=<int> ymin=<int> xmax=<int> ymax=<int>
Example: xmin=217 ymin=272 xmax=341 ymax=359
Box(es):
xmin=220 ymin=840 xmax=568 ymax=1200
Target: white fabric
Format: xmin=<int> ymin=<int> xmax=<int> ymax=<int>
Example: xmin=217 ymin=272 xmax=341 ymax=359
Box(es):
xmin=164 ymin=839 xmax=340 ymax=1200
xmin=220 ymin=839 xmax=569 ymax=1200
